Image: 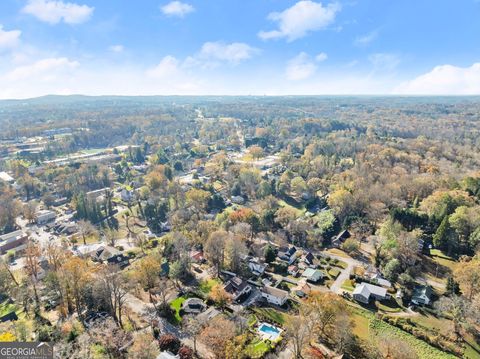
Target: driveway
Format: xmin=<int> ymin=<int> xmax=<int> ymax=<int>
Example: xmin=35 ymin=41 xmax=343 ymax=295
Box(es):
xmin=322 ymin=252 xmax=363 ymax=295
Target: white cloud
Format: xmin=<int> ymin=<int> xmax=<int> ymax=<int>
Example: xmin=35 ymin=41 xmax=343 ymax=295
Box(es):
xmin=161 ymin=1 xmax=194 ymax=17
xmin=0 ymin=26 xmax=21 ymax=51
xmin=355 ymin=30 xmax=378 ymax=46
xmin=22 ymin=0 xmax=94 ymax=25
xmin=146 ymin=56 xmax=180 ymax=78
xmin=315 ymin=52 xmax=328 ymax=62
xmin=197 ymin=41 xmax=257 ymax=64
xmin=258 ymin=1 xmax=340 ymax=42
xmin=395 ymin=62 xmax=480 ymax=95
xmin=6 ymin=57 xmax=79 ymax=80
xmin=369 ymin=53 xmax=401 ymax=72
xmin=109 ymin=45 xmax=124 ymax=53
xmin=286 ymin=52 xmax=317 ymax=80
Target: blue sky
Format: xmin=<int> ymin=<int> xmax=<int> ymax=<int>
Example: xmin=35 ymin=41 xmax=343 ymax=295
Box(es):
xmin=0 ymin=0 xmax=479 ymax=98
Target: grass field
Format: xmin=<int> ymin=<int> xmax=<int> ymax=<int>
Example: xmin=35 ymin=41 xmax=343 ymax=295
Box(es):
xmin=198 ymin=278 xmax=221 ymax=296
xmin=0 ymin=301 xmax=17 ymax=318
xmin=351 ymin=308 xmax=458 ymax=359
xmin=328 ymin=268 xmax=341 ymax=279
xmin=341 ymin=279 xmax=355 ymax=291
xmin=252 ymin=307 xmax=286 ymax=326
xmin=277 ymin=199 xmax=306 ymax=216
xmin=169 ymin=296 xmax=186 ymax=324
xmin=375 ymin=298 xmax=402 ymax=313
xmin=245 ymin=338 xmax=272 ymax=358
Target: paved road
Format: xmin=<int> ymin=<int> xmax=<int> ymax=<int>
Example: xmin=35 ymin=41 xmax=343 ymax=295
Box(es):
xmin=323 ymin=252 xmax=362 ymax=295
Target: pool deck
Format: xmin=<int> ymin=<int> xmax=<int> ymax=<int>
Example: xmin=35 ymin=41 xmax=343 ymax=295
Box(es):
xmin=258 ymin=322 xmax=283 ymax=341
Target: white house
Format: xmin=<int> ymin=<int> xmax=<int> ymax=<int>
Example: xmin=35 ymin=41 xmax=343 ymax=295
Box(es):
xmin=412 ymin=285 xmax=433 ymax=306
xmin=353 ymin=282 xmax=388 ymax=304
xmin=35 ymin=210 xmax=56 ymax=225
xmin=261 ymin=285 xmax=289 ymax=306
xmin=86 ymin=187 xmax=111 ymax=201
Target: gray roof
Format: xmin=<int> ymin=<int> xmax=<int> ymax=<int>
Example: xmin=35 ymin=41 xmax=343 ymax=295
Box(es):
xmin=262 ymin=285 xmax=289 ymax=299
xmin=353 ymin=282 xmax=387 ymax=298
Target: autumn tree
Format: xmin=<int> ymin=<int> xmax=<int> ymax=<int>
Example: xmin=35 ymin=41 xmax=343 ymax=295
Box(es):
xmin=199 ymin=317 xmax=236 ymax=358
xmin=209 ymin=283 xmax=232 ymax=309
xmin=132 ymin=254 xmax=162 ymax=300
xmin=454 ymin=256 xmax=480 ymax=300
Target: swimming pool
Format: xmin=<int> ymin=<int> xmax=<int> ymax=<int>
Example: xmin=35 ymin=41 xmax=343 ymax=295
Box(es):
xmin=258 ymin=322 xmax=282 ymax=341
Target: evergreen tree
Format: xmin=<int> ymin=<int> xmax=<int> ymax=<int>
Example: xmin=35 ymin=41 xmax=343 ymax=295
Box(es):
xmin=433 ymin=215 xmax=450 ymax=250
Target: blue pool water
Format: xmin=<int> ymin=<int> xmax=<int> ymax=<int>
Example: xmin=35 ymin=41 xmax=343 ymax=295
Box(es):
xmin=259 ymin=323 xmax=280 ymax=335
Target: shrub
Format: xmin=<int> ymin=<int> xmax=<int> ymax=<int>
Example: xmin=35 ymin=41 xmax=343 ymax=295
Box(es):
xmin=158 ymin=334 xmax=181 ymax=354
xmin=178 ymin=346 xmax=193 ymax=359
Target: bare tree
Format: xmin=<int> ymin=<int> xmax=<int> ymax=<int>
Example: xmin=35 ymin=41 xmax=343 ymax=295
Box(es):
xmin=97 ymin=265 xmax=130 ymax=328
xmin=24 ymin=242 xmax=41 ymax=306
xmin=183 ymin=315 xmax=203 ymax=354
xmin=78 ymin=220 xmax=97 ymax=245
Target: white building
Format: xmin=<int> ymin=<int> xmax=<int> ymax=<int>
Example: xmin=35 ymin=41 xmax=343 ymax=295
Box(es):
xmin=36 ymin=210 xmax=56 ymax=225
xmin=261 ymin=285 xmax=289 ymax=306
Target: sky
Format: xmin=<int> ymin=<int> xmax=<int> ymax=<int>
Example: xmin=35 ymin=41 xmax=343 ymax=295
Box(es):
xmin=0 ymin=0 xmax=480 ymax=98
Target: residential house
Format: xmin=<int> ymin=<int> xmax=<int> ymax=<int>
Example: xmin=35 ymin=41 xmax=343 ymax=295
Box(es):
xmin=292 ymin=279 xmax=311 ymax=298
xmin=36 ymin=210 xmax=56 ymax=225
xmin=0 ymin=230 xmax=28 ymax=254
xmin=288 ymin=265 xmax=299 ymax=277
xmin=278 ymin=246 xmax=298 ymax=265
xmin=86 ymin=187 xmax=111 ymax=202
xmin=332 ymin=229 xmax=351 ymax=247
xmin=353 ymin=282 xmax=388 ymax=304
xmin=52 ymin=222 xmax=78 ymax=235
xmin=371 ymin=274 xmax=392 ymax=288
xmin=197 ymin=306 xmax=220 ymax=324
xmin=261 ymin=285 xmax=289 ymax=306
xmin=302 ymin=268 xmax=324 ymax=283
xmin=190 ymin=250 xmax=205 ymax=263
xmin=248 ymin=258 xmax=267 ymax=276
xmin=412 ymin=285 xmax=433 ymax=306
xmin=182 ymin=298 xmax=206 ymax=314
xmin=224 ymin=276 xmax=252 ymax=302
xmin=92 ymin=245 xmax=129 ymax=268
xmin=303 ymin=251 xmax=315 ymax=266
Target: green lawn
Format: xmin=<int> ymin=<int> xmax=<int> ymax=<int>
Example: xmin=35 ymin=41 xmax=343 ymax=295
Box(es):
xmin=245 ymin=338 xmax=272 ymax=358
xmin=341 ymin=279 xmax=355 ymax=291
xmin=252 ymin=308 xmax=286 ymax=326
xmin=430 ymin=249 xmax=453 ymax=260
xmin=352 ymin=308 xmax=457 ymax=359
xmin=198 ymin=278 xmax=221 ymax=296
xmin=375 ymin=299 xmax=402 ymax=313
xmin=277 ymin=199 xmax=306 ymax=216
xmin=0 ymin=301 xmax=17 ymax=318
xmin=328 ymin=268 xmax=341 ymax=279
xmin=169 ymin=297 xmax=186 ymax=324
xmin=333 ymin=259 xmax=348 ymax=269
